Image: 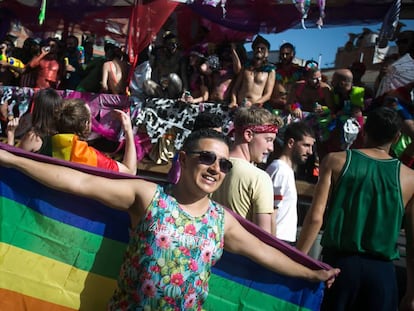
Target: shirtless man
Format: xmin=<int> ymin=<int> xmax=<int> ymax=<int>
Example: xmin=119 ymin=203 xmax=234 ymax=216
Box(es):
xmin=208 ymin=43 xmax=242 ymax=103
xmin=143 ymin=32 xmax=184 ymax=99
xmin=27 ymin=38 xmax=63 ymax=89
xmin=288 ymin=67 xmax=333 ymax=119
xmin=229 ymin=35 xmax=275 ymax=108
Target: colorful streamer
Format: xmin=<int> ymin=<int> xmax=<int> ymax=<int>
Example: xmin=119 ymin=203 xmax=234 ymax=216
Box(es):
xmin=38 ymin=0 xmax=47 ymax=25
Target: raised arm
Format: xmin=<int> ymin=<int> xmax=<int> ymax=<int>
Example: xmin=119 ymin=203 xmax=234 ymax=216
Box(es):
xmin=6 ymin=117 xmax=19 ymax=146
xmin=114 ymin=109 xmax=137 ymax=175
xmin=224 ymin=210 xmax=339 ymax=287
xmin=230 ymin=43 xmax=242 ymax=75
xmin=28 ymin=48 xmax=48 ymax=68
xmin=0 ymin=146 xmax=156 ymax=215
xmin=101 ymin=62 xmax=110 ymax=92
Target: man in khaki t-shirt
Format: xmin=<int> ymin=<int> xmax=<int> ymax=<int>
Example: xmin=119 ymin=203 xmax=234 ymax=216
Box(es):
xmin=212 ymin=107 xmax=280 ymax=234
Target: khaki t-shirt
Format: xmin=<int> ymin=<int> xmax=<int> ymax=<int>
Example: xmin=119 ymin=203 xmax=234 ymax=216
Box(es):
xmin=212 ymin=157 xmax=274 ymax=221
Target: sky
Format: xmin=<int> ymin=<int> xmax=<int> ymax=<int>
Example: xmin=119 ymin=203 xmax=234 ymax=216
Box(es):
xmin=244 ymin=19 xmax=414 ymax=69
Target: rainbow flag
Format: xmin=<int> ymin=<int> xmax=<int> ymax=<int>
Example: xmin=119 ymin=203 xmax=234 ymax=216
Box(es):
xmin=0 ymin=143 xmax=328 ymax=311
xmin=49 ymin=134 xmax=119 ymax=171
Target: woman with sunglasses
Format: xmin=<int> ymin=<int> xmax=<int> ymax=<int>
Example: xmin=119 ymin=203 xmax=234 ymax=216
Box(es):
xmin=0 ymin=128 xmax=339 ymax=310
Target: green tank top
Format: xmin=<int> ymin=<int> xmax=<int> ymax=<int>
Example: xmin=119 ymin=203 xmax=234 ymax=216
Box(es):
xmin=321 ymin=150 xmax=404 ymax=260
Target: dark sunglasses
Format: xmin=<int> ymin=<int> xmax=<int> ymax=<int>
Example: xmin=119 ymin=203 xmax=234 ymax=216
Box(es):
xmin=187 ymin=151 xmax=232 ymax=173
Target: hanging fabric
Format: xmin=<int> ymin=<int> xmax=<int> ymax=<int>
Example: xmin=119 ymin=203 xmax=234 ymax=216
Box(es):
xmin=125 ymin=0 xmax=179 ymax=90
xmin=316 ymin=0 xmax=326 ymax=29
xmin=292 ymin=0 xmax=311 ymax=29
xmin=38 ymin=0 xmax=47 ymax=25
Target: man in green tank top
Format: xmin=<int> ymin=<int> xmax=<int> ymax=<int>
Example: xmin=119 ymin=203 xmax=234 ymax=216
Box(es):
xmin=297 ymin=107 xmax=414 ymax=311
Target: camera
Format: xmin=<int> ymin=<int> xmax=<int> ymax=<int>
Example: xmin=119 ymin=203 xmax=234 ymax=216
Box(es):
xmin=43 ymin=46 xmax=51 ymax=53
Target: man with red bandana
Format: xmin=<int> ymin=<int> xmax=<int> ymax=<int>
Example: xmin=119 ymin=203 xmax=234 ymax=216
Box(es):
xmin=212 ymin=107 xmax=281 ymax=234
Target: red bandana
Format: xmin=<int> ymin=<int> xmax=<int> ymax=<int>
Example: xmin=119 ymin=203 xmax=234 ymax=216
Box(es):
xmin=241 ymin=124 xmax=278 ymax=134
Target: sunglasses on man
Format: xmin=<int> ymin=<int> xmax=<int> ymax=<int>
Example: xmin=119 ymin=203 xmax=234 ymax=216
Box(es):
xmin=187 ymin=151 xmax=233 ymax=173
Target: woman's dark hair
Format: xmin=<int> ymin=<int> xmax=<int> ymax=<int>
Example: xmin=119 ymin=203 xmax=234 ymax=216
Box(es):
xmin=182 ymin=128 xmax=230 ymax=152
xmin=31 ymin=88 xmax=63 ymax=137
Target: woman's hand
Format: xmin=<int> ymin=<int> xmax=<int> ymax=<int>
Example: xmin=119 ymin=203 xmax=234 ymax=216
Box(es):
xmin=7 ymin=117 xmax=19 ymax=134
xmin=114 ymin=109 xmax=133 ymax=136
xmin=7 ymin=117 xmax=19 ymax=146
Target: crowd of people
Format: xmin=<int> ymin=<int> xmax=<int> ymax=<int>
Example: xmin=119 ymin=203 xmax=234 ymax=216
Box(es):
xmin=0 ymin=34 xmax=129 ymax=95
xmin=0 ymin=25 xmax=414 ymax=311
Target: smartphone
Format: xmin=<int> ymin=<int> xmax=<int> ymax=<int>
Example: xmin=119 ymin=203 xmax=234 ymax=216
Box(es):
xmin=43 ymin=46 xmax=51 ymax=53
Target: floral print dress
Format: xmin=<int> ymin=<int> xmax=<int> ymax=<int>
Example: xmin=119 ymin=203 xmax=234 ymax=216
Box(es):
xmin=108 ymin=185 xmax=225 ymax=310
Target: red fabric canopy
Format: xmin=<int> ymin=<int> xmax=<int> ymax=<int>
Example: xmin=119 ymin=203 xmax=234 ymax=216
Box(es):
xmin=0 ymin=0 xmax=405 ymax=58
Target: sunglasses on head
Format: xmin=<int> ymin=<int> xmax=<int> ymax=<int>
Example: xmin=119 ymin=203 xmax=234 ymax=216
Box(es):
xmin=187 ymin=151 xmax=232 ymax=173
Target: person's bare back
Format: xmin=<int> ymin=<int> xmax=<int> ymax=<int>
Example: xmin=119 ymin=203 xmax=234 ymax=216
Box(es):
xmin=102 ymin=59 xmax=128 ymax=95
